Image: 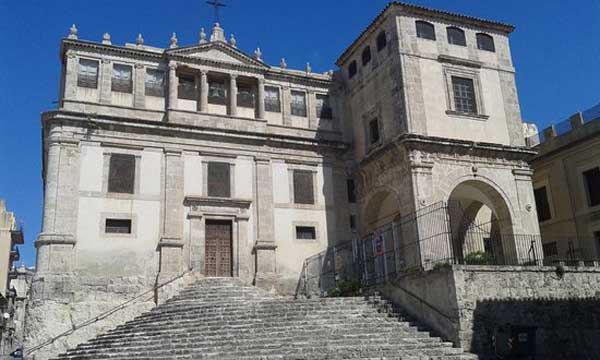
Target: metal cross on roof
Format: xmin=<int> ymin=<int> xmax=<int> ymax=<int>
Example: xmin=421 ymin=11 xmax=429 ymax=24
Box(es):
xmin=206 ymin=0 xmax=226 ymax=23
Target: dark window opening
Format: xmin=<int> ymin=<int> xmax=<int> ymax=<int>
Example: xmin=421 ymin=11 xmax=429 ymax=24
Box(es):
xmin=145 ymin=68 xmax=165 ymax=97
xmin=208 ymin=78 xmax=227 ymax=105
xmin=369 ymin=118 xmax=380 ymax=145
xmin=416 ymin=21 xmax=436 ymax=40
xmin=105 ymin=219 xmax=132 ymax=234
xmin=108 ymin=154 xmax=135 ymax=194
xmin=542 ymin=242 xmax=558 ymax=257
xmin=347 ymin=179 xmax=356 ymax=203
xmin=296 ymin=226 xmax=316 ymax=240
xmin=362 ymin=46 xmax=371 ymax=65
xmin=290 ymin=90 xmax=307 ymax=117
xmin=583 ymin=167 xmax=600 ymax=207
xmin=178 ymin=74 xmax=196 ymax=100
xmin=376 ymin=31 xmax=387 ymax=52
xmin=207 ymin=162 xmax=231 ymax=198
xmin=293 ymin=170 xmax=314 ymax=205
xmin=447 ymin=27 xmax=466 ymax=46
xmin=78 ymin=59 xmax=99 ymax=88
xmin=452 ymin=76 xmax=477 ymax=114
xmin=476 ymin=33 xmax=495 ymax=52
xmin=534 ymin=186 xmax=552 ymax=222
xmin=264 ymin=86 xmax=281 ymax=112
xmin=349 ymin=215 xmax=356 ymax=230
xmin=237 ymin=83 xmax=255 ymax=108
xmin=595 ymin=232 xmax=600 ymax=257
xmin=348 ymin=61 xmax=357 ymax=78
xmin=112 ymin=64 xmax=133 ymax=93
xmin=316 ymin=94 xmax=332 ymax=119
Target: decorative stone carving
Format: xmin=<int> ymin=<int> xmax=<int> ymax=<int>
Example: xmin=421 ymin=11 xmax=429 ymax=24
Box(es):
xmin=136 ymin=33 xmax=144 ymax=46
xmin=199 ymin=28 xmax=207 ymax=44
xmin=170 ymin=32 xmax=178 ymax=49
xmin=68 ymin=24 xmax=78 ymax=39
xmin=305 ymin=63 xmax=312 ymax=73
xmin=280 ymin=58 xmax=287 ymax=69
xmin=253 ymin=48 xmax=262 ymax=61
xmin=210 ymin=23 xmax=225 ymax=43
xmin=102 ymin=32 xmax=111 ymax=45
xmin=229 ymin=34 xmax=237 ymax=47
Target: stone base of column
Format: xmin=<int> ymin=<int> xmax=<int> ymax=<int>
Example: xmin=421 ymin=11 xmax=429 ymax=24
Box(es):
xmin=158 ymin=237 xmax=184 ymax=274
xmin=35 ymin=233 xmax=76 ymax=274
xmin=253 ymin=241 xmax=277 ymax=290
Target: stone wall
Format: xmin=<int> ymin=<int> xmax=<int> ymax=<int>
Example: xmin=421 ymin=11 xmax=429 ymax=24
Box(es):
xmin=379 ymin=264 xmax=600 ymax=359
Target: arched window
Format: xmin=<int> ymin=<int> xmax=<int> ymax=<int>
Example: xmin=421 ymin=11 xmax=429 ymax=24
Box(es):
xmin=416 ymin=21 xmax=436 ymax=40
xmin=476 ymin=33 xmax=495 ymax=52
xmin=447 ymin=27 xmax=466 ymax=46
xmin=362 ymin=46 xmax=372 ymax=65
xmin=348 ymin=60 xmax=357 ymax=78
xmin=376 ymin=31 xmax=387 ymax=51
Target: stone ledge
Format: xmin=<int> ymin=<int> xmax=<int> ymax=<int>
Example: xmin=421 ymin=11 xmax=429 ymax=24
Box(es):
xmin=35 ymin=233 xmax=76 ymax=248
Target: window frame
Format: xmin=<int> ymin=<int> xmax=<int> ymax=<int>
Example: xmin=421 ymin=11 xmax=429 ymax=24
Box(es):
xmin=236 ymin=82 xmax=256 ymax=109
xmin=207 ymin=161 xmax=232 ymax=198
xmin=451 ymin=76 xmax=478 ymax=115
xmin=533 ymin=186 xmax=552 ymax=223
xmin=442 ymin=66 xmax=487 ymax=119
xmin=105 ymin=218 xmax=132 ymax=234
xmin=446 ymin=26 xmax=466 ymax=47
xmin=476 ymin=33 xmax=495 ymax=52
xmin=295 ymin=226 xmax=317 ymax=240
xmin=290 ymin=90 xmax=307 ymax=117
xmin=207 ymin=77 xmax=227 ymax=105
xmin=376 ymin=31 xmax=387 ymax=52
xmin=111 ymin=63 xmax=133 ymax=93
xmin=145 ymin=68 xmax=165 ymax=97
xmin=315 ymin=94 xmax=333 ymax=119
xmin=416 ymin=21 xmax=436 ymax=41
xmin=582 ymin=167 xmax=600 ymax=208
xmin=368 ymin=117 xmax=381 ymax=147
xmin=107 ymin=153 xmax=136 ymax=194
xmin=178 ymin=74 xmax=197 ymax=100
xmin=264 ymin=86 xmax=281 ymax=113
xmin=77 ymin=58 xmax=99 ymax=89
xmin=361 ymin=46 xmax=372 ymax=65
xmin=292 ymin=169 xmax=315 ymax=205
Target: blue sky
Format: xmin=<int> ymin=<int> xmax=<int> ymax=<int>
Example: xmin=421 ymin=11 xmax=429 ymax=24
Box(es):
xmin=1 ymin=0 xmax=599 ymax=266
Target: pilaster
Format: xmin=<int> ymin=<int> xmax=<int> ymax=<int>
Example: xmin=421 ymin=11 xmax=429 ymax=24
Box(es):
xmin=256 ymin=78 xmax=265 ymax=120
xmin=229 ymin=74 xmax=238 ymax=117
xmin=63 ymin=50 xmax=78 ymax=102
xmin=253 ymin=157 xmax=277 ymax=280
xmin=133 ymin=63 xmax=145 ymax=108
xmin=281 ymin=86 xmax=292 ymax=126
xmin=168 ymin=62 xmax=178 ymax=111
xmin=99 ymin=59 xmax=112 ymax=104
xmin=199 ymin=71 xmax=208 ymax=112
xmin=307 ymin=90 xmax=317 ymax=129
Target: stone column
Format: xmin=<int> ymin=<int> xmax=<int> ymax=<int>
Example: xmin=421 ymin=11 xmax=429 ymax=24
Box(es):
xmin=253 ymin=157 xmax=277 ymax=285
xmin=256 ymin=78 xmax=265 ymax=120
xmin=512 ymin=168 xmax=543 ymax=264
xmin=199 ymin=71 xmax=209 ymax=112
xmin=159 ymin=149 xmax=184 ymax=275
xmin=99 ymin=59 xmax=112 ymax=104
xmin=63 ymin=50 xmax=78 ymax=102
xmin=133 ymin=63 xmax=145 ymax=108
xmin=168 ymin=62 xmax=178 ymax=111
xmin=229 ymin=74 xmax=238 ymax=117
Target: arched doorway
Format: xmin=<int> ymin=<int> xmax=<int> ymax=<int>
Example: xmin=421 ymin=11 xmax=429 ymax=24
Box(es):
xmin=447 ymin=180 xmax=516 ymax=265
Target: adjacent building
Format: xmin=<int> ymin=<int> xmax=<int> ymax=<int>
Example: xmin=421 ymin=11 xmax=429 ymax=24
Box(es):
xmin=529 ymin=104 xmax=600 ymax=261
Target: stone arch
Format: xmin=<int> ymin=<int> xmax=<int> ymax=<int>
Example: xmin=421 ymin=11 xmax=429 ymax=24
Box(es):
xmin=361 ymin=186 xmax=402 ymax=235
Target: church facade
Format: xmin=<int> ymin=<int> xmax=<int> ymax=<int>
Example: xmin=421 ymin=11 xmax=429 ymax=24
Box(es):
xmin=29 ymin=2 xmax=542 ymax=358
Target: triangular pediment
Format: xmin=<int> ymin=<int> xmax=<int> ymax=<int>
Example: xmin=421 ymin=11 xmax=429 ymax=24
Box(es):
xmin=167 ymin=43 xmax=268 ymax=68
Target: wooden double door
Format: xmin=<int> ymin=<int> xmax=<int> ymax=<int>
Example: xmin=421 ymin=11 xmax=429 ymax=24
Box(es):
xmin=205 ymin=220 xmax=233 ymax=277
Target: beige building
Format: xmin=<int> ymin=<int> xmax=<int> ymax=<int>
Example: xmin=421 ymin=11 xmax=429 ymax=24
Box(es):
xmin=529 ymin=106 xmax=600 ymax=261
xmin=0 ymin=200 xmax=23 ymax=298
xmin=29 ymin=2 xmax=543 ymax=358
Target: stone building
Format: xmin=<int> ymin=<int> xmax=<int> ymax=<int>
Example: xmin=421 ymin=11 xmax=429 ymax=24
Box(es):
xmin=29 ymin=2 xmax=545 ymax=358
xmin=529 ymin=104 xmax=600 ymax=261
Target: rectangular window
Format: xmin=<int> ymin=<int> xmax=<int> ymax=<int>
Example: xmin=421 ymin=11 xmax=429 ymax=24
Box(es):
xmin=237 ymin=83 xmax=255 ymax=108
xmin=111 ymin=64 xmax=133 ymax=93
xmin=178 ymin=74 xmax=196 ymax=100
xmin=264 ymin=86 xmax=281 ymax=112
xmin=542 ymin=242 xmax=558 ymax=257
xmin=208 ymin=79 xmax=227 ymax=105
xmin=534 ymin=186 xmax=552 ymax=222
xmin=105 ymin=219 xmax=132 ymax=234
xmin=315 ymin=94 xmax=332 ymax=119
xmin=369 ymin=118 xmax=380 ymax=145
xmin=145 ymin=68 xmax=165 ymax=97
xmin=108 ymin=154 xmax=135 ymax=194
xmin=583 ymin=167 xmax=600 ymax=207
xmin=77 ymin=59 xmax=99 ymax=88
xmin=452 ymin=76 xmax=477 ymax=114
xmin=293 ymin=170 xmax=314 ymax=205
xmin=348 ymin=61 xmax=357 ymax=79
xmin=347 ymin=179 xmax=356 ymax=203
xmin=296 ymin=226 xmax=316 ymax=240
xmin=290 ymin=90 xmax=307 ymax=117
xmin=207 ymin=162 xmax=231 ymax=198
xmin=349 ymin=215 xmax=356 ymax=230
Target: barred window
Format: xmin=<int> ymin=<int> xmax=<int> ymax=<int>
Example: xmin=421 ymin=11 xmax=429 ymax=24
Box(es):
xmin=447 ymin=27 xmax=466 ymax=46
xmin=583 ymin=167 xmax=600 ymax=207
xmin=315 ymin=94 xmax=332 ymax=119
xmin=416 ymin=21 xmax=436 ymax=40
xmin=237 ymin=84 xmax=255 ymax=108
xmin=108 ymin=154 xmax=135 ymax=194
xmin=296 ymin=226 xmax=316 ymax=240
xmin=178 ymin=74 xmax=196 ymax=100
xmin=111 ymin=64 xmax=133 ymax=93
xmin=293 ymin=170 xmax=314 ymax=205
xmin=369 ymin=118 xmax=380 ymax=145
xmin=348 ymin=61 xmax=357 ymax=79
xmin=77 ymin=59 xmax=99 ymax=88
xmin=534 ymin=186 xmax=552 ymax=222
xmin=290 ymin=90 xmax=307 ymax=117
xmin=362 ymin=46 xmax=371 ymax=65
xmin=105 ymin=219 xmax=132 ymax=234
xmin=145 ymin=68 xmax=165 ymax=97
xmin=476 ymin=33 xmax=495 ymax=52
xmin=207 ymin=162 xmax=231 ymax=198
xmin=264 ymin=86 xmax=281 ymax=112
xmin=376 ymin=31 xmax=387 ymax=52
xmin=452 ymin=77 xmax=477 ymax=114
xmin=208 ymin=79 xmax=227 ymax=105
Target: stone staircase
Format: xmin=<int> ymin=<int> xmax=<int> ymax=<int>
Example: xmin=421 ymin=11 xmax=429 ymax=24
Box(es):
xmin=54 ymin=277 xmax=477 ymax=359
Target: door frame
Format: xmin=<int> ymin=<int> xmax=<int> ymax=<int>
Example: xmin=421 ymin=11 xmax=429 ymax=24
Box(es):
xmin=204 ymin=219 xmax=234 ymax=277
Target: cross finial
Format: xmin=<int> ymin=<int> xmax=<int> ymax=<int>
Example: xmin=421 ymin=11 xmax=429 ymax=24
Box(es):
xmin=206 ymin=0 xmax=226 ymax=23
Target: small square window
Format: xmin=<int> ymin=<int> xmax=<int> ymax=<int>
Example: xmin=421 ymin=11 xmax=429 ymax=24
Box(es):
xmin=534 ymin=186 xmax=552 ymax=222
xmin=416 ymin=21 xmax=436 ymax=41
xmin=476 ymin=33 xmax=495 ymax=52
xmin=112 ymin=64 xmax=133 ymax=93
xmin=583 ymin=167 xmax=600 ymax=207
xmin=293 ymin=170 xmax=314 ymax=205
xmin=296 ymin=226 xmax=316 ymax=240
xmin=447 ymin=27 xmax=466 ymax=46
xmin=264 ymin=86 xmax=281 ymax=112
xmin=78 ymin=59 xmax=99 ymax=88
xmin=452 ymin=77 xmax=477 ymax=114
xmin=290 ymin=91 xmax=307 ymax=117
xmin=207 ymin=162 xmax=231 ymax=198
xmin=108 ymin=154 xmax=135 ymax=194
xmin=105 ymin=219 xmax=132 ymax=234
xmin=369 ymin=118 xmax=380 ymax=145
xmin=145 ymin=68 xmax=165 ymax=97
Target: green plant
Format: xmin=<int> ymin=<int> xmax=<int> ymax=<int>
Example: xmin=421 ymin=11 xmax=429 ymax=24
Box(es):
xmin=464 ymin=251 xmax=494 ymax=265
xmin=327 ymin=279 xmax=362 ymax=297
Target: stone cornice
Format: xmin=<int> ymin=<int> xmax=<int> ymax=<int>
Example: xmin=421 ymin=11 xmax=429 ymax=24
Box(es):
xmin=184 ymin=196 xmax=252 ymax=209
xmin=166 ymin=42 xmax=268 ymax=69
xmin=61 ymin=39 xmax=163 ymax=62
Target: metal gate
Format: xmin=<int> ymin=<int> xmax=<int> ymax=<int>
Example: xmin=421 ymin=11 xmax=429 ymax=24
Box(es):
xmin=205 ymin=220 xmax=233 ymax=277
